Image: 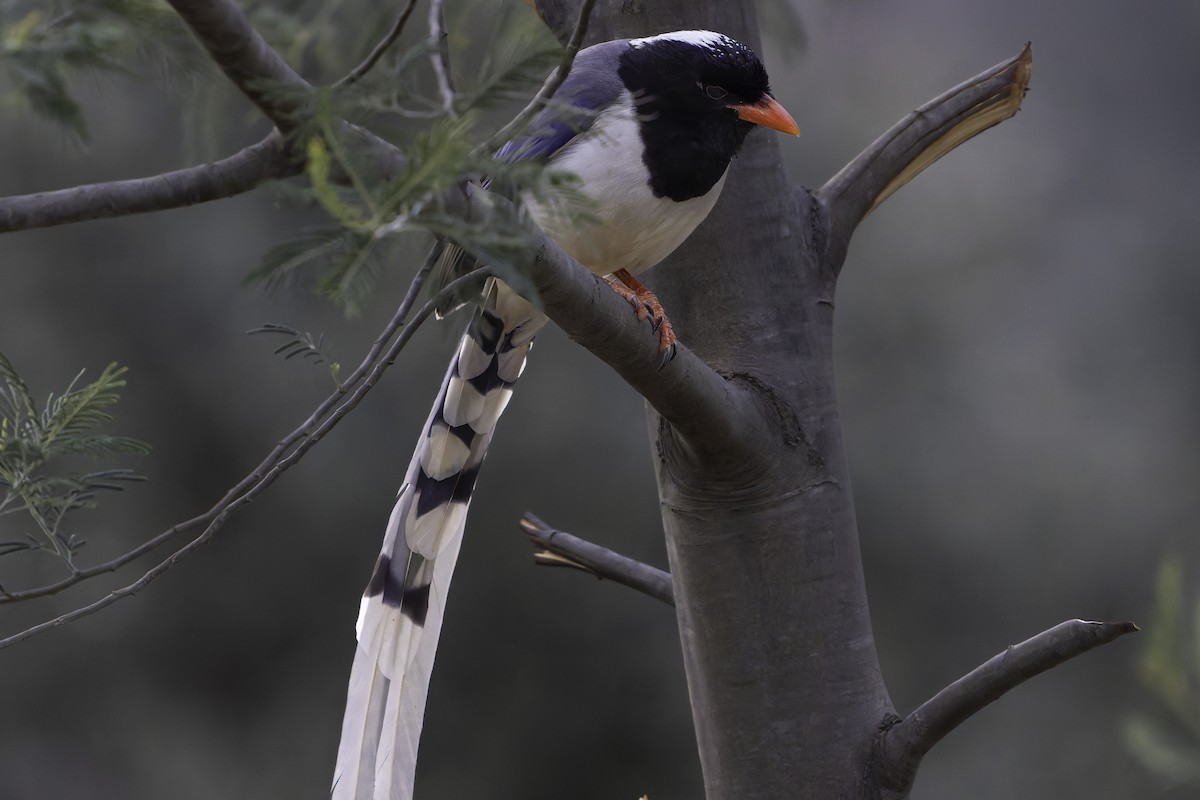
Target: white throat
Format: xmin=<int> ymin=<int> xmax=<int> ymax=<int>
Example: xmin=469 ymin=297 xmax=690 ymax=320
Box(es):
xmin=522 ymin=91 xmax=727 ymax=276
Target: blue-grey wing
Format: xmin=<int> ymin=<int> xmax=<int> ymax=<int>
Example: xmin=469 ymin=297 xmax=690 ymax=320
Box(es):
xmin=493 ymin=39 xmax=628 ymax=164
xmin=433 ymin=39 xmax=627 ymax=315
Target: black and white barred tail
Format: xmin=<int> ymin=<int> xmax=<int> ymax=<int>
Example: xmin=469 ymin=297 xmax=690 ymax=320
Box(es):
xmin=333 ymin=277 xmax=546 ymax=800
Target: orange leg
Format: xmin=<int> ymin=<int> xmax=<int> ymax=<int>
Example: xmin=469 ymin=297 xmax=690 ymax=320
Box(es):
xmin=608 ymin=268 xmax=677 ymax=364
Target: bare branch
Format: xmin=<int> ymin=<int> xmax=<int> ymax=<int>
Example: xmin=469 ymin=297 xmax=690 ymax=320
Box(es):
xmin=164 ymin=0 xmax=311 ymax=129
xmin=0 ymin=262 xmax=489 ymax=641
xmin=879 ymin=618 xmax=1138 ymax=790
xmin=519 ymin=513 xmax=674 ymax=606
xmin=428 ymin=0 xmax=456 ymax=116
xmin=335 ymin=0 xmax=422 ymax=89
xmin=0 ymin=133 xmax=296 ymax=234
xmin=0 ymin=247 xmax=443 ymax=604
xmin=479 ymin=0 xmax=597 ymax=154
xmin=817 ymin=43 xmax=1033 ymax=266
xmin=0 ymin=248 xmax=436 ymax=599
xmin=166 ymin=0 xmax=415 ymax=179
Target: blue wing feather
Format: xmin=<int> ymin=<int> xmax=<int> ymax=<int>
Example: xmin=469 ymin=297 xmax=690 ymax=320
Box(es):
xmin=432 ymin=40 xmax=629 ymax=316
xmin=494 ymin=40 xmax=628 ymax=164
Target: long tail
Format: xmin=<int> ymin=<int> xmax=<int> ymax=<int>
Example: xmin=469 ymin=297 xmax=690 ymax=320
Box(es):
xmin=333 ymin=277 xmax=546 ymax=800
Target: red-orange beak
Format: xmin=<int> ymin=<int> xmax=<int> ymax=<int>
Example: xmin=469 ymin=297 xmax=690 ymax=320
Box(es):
xmin=733 ymin=95 xmax=800 ymax=136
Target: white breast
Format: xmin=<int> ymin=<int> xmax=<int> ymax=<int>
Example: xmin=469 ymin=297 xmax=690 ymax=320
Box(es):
xmin=523 ymin=91 xmax=727 ymax=277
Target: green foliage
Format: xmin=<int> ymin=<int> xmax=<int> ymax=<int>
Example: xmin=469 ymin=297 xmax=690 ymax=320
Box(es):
xmin=0 ymin=352 xmax=148 ymax=568
xmin=247 ymin=39 xmax=592 ymax=317
xmin=0 ymin=0 xmax=199 ymax=139
xmin=1125 ymin=557 xmax=1200 ymax=787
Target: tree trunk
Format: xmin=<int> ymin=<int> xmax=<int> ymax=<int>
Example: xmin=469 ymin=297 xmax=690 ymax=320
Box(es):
xmin=544 ymin=2 xmax=894 ymax=796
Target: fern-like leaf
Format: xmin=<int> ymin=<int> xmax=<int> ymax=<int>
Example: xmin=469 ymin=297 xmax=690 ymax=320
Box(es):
xmin=40 ymin=362 xmax=133 ymax=454
xmin=0 ymin=352 xmax=148 ymax=567
xmin=248 ymin=323 xmax=342 ymax=385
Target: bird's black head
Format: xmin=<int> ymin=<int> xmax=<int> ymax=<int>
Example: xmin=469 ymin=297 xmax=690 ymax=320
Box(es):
xmin=617 ymin=31 xmax=796 ymax=201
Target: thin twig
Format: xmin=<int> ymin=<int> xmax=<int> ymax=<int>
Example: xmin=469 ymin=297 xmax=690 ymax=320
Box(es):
xmin=519 ymin=513 xmax=674 ymax=606
xmin=0 ymin=133 xmax=296 ymax=234
xmin=335 ymin=0 xmax=422 ymax=89
xmin=477 ymin=0 xmax=597 ymax=155
xmin=428 ymin=0 xmax=456 ymax=117
xmin=0 ymin=264 xmax=488 ymax=647
xmin=0 ymin=247 xmax=449 ymax=606
xmin=878 ymin=618 xmax=1138 ymax=790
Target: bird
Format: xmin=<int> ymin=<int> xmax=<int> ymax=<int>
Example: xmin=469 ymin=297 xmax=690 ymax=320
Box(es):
xmin=332 ymin=29 xmax=798 ymax=800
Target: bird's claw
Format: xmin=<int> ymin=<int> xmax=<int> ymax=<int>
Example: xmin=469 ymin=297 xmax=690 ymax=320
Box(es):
xmin=657 ymin=341 xmax=677 ymax=369
xmin=608 ymin=276 xmax=678 ymax=367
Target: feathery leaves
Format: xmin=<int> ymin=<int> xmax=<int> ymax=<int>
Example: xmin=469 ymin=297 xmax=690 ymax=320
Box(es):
xmin=1125 ymin=556 xmax=1200 ymax=787
xmin=0 ymin=0 xmax=199 ymax=139
xmin=246 ymin=31 xmax=591 ymax=318
xmin=248 ymin=323 xmax=342 ymax=386
xmin=0 ymin=352 xmax=148 ymax=568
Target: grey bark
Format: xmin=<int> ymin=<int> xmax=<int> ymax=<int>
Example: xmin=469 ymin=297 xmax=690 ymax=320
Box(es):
xmin=878 ymin=619 xmax=1139 ymax=793
xmin=0 ymin=133 xmax=296 ymax=233
xmin=520 ymin=513 xmax=675 ymax=606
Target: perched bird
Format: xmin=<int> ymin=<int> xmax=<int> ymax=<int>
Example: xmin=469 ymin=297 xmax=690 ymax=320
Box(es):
xmin=333 ymin=29 xmax=798 ymax=800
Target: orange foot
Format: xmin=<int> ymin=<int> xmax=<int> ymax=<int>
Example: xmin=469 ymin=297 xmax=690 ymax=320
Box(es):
xmin=609 ymin=268 xmax=677 ymax=366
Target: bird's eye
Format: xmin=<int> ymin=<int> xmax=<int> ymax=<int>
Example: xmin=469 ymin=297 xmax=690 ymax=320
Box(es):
xmin=704 ymin=85 xmax=728 ymax=100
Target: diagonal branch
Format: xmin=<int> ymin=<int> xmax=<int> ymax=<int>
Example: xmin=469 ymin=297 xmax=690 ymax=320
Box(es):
xmin=427 ymin=0 xmax=457 ymax=117
xmin=0 ymin=133 xmax=297 ymax=234
xmin=0 ymin=4 xmax=411 ymax=233
xmin=2 ymin=247 xmax=440 ymax=604
xmin=164 ymin=0 xmax=311 ymax=129
xmin=879 ymin=618 xmax=1138 ymax=791
xmin=519 ymin=513 xmax=674 ymax=605
xmin=0 ymin=262 xmax=488 ymax=633
xmin=817 ymin=43 xmax=1033 ymax=269
xmin=335 ymin=0 xmax=422 ymax=89
xmin=164 ymin=0 xmax=411 ymax=179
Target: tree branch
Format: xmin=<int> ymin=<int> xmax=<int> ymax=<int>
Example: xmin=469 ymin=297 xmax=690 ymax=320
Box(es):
xmin=817 ymin=43 xmax=1032 ymax=268
xmin=0 ymin=262 xmax=489 ymax=640
xmin=427 ymin=0 xmax=457 ymax=117
xmin=519 ymin=513 xmax=674 ymax=605
xmin=0 ymin=133 xmax=297 ymax=234
xmin=164 ymin=0 xmax=311 ymax=129
xmin=2 ymin=246 xmax=446 ymax=604
xmin=0 ymin=4 xmax=416 ymax=233
xmin=335 ymin=0 xmax=422 ymax=89
xmin=165 ymin=0 xmax=415 ymax=180
xmin=879 ymin=618 xmax=1138 ymax=790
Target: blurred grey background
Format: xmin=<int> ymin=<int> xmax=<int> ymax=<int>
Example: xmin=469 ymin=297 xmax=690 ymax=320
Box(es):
xmin=3 ymin=0 xmax=1198 ymax=798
